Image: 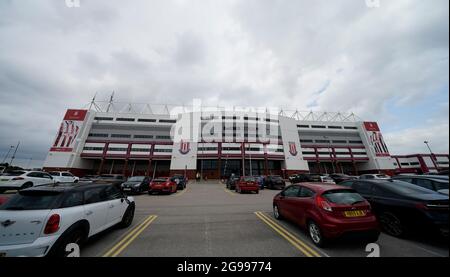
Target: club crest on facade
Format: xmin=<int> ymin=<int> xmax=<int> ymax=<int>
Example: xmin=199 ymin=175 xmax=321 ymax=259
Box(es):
xmin=289 ymin=142 xmax=298 ymax=156
xmin=179 ymin=141 xmax=191 ymax=155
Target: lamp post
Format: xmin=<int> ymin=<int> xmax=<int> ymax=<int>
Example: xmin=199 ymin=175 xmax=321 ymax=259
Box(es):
xmin=424 ymin=141 xmax=439 ymax=171
xmin=2 ymin=145 xmax=14 ymax=164
xmin=9 ymin=141 xmax=20 ymax=166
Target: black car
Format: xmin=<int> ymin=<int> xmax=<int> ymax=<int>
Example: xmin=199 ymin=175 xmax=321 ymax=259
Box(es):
xmin=392 ymin=175 xmax=449 ymax=195
xmin=289 ymin=173 xmax=321 ymax=183
xmin=329 ymin=173 xmax=357 ymax=184
xmin=171 ymin=175 xmax=187 ymax=190
xmin=265 ymin=175 xmax=286 ymax=190
xmin=340 ymin=179 xmax=449 ymax=238
xmin=94 ymin=174 xmax=125 ymax=188
xmin=226 ymin=175 xmax=240 ymax=190
xmin=121 ymin=176 xmax=151 ymax=194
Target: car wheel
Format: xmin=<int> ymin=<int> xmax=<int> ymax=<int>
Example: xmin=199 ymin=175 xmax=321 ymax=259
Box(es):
xmin=379 ymin=212 xmax=405 ymax=237
xmin=118 ymin=205 xmax=135 ymax=228
xmin=308 ymin=221 xmax=326 ymax=247
xmin=49 ymin=228 xmax=86 ymax=257
xmin=20 ymin=182 xmax=33 ymax=190
xmin=255 ymin=190 xmax=259 ymax=194
xmin=273 ymin=205 xmax=283 ymax=220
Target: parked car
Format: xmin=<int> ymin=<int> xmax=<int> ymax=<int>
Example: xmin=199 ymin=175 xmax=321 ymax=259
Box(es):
xmin=256 ymin=176 xmax=266 ymax=190
xmin=265 ymin=175 xmax=286 ymax=190
xmin=329 ymin=173 xmax=357 ymax=184
xmin=290 ymin=173 xmax=337 ymax=184
xmin=0 ymin=196 xmax=9 ymax=205
xmin=273 ymin=183 xmax=380 ymax=247
xmin=149 ymin=177 xmax=177 ymax=195
xmin=94 ymin=174 xmax=125 ymax=187
xmin=339 ymin=179 xmax=449 ymax=238
xmin=79 ymin=175 xmax=99 ymax=183
xmin=171 ymin=175 xmax=187 ymax=190
xmin=48 ymin=171 xmax=79 ymax=183
xmin=392 ymin=175 xmax=449 ymax=195
xmin=235 ymin=176 xmax=260 ymax=194
xmin=359 ymin=174 xmax=391 ymax=180
xmin=0 ymin=183 xmax=135 ymax=257
xmin=0 ymin=171 xmax=55 ymax=193
xmin=289 ymin=173 xmax=321 ymax=183
xmin=438 ymin=169 xmax=449 ymax=176
xmin=226 ymin=175 xmax=240 ymax=190
xmin=121 ymin=176 xmax=151 ymax=194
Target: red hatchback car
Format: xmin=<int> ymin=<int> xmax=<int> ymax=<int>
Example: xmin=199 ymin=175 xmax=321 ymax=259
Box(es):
xmin=149 ymin=177 xmax=178 ymax=195
xmin=273 ymin=183 xmax=380 ymax=247
xmin=0 ymin=196 xmax=9 ymax=206
xmin=236 ymin=176 xmax=259 ymax=194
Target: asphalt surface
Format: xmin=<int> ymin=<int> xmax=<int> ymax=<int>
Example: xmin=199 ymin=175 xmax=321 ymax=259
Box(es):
xmin=2 ymin=181 xmax=449 ymax=257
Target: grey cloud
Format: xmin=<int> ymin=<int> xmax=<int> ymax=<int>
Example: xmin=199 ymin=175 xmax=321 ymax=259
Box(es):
xmin=0 ymin=0 xmax=448 ymax=167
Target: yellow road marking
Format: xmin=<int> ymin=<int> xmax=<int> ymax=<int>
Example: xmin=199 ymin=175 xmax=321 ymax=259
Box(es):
xmin=223 ymin=187 xmax=236 ymax=196
xmin=103 ymin=215 xmax=157 ymax=257
xmin=255 ymin=212 xmax=322 ymax=257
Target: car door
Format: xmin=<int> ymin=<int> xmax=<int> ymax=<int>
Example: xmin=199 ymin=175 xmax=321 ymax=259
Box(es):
xmin=61 ymin=172 xmax=73 ymax=182
xmin=83 ymin=186 xmax=110 ymax=235
xmin=30 ymin=172 xmax=53 ymax=186
xmin=290 ymin=186 xmax=316 ymax=227
xmin=104 ymin=185 xmax=127 ymax=226
xmin=278 ymin=185 xmax=301 ymax=220
xmin=25 ymin=172 xmax=41 ymax=186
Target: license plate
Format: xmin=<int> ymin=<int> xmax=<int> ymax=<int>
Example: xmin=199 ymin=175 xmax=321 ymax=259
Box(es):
xmin=344 ymin=210 xmax=366 ymax=217
xmin=123 ymin=188 xmax=131 ymax=191
xmin=0 ymin=252 xmax=6 ymax=257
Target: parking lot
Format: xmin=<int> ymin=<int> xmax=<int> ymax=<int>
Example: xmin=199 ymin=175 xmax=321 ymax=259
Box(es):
xmin=16 ymin=181 xmax=441 ymax=258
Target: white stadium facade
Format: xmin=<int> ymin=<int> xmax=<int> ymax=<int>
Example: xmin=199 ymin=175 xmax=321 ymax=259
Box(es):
xmin=42 ymin=100 xmax=448 ymax=179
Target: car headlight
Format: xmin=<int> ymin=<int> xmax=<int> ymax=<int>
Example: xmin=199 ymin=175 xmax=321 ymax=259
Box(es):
xmin=134 ymin=184 xmax=140 ymax=187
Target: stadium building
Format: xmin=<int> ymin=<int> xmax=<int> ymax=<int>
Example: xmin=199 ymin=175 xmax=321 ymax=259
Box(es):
xmin=43 ymin=100 xmax=400 ymax=179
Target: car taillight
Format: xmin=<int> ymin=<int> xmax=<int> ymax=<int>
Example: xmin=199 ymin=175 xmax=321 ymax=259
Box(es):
xmin=315 ymin=195 xmax=333 ymax=212
xmin=12 ymin=177 xmax=24 ymax=181
xmin=44 ymin=214 xmax=60 ymax=234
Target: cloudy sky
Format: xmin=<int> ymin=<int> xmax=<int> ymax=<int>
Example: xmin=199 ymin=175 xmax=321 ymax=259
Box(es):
xmin=0 ymin=0 xmax=448 ymax=168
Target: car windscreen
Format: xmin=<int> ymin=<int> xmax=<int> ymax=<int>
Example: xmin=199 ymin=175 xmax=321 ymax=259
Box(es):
xmin=376 ymin=175 xmax=390 ymax=178
xmin=128 ymin=176 xmax=145 ymax=182
xmin=49 ymin=172 xmax=60 ymax=176
xmin=381 ymin=180 xmax=435 ymax=195
xmin=0 ymin=191 xmax=62 ymax=210
xmin=1 ymin=171 xmax=25 ymax=176
xmin=242 ymin=177 xmax=256 ymax=182
xmin=322 ymin=189 xmax=365 ymax=205
xmin=271 ymin=176 xmax=283 ymax=180
xmin=153 ymin=178 xmax=167 ymax=182
xmin=434 ymin=181 xmax=449 ymax=191
xmin=100 ymin=175 xmax=114 ymax=178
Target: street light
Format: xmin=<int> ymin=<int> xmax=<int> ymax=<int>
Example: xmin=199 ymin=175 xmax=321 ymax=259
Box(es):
xmin=1 ymin=145 xmax=15 ymax=164
xmin=424 ymin=141 xmax=439 ymax=171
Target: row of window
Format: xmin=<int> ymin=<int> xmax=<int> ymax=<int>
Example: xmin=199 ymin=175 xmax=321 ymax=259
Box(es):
xmin=302 ymin=150 xmax=366 ymax=154
xmin=300 ymin=139 xmax=363 ymax=144
xmin=94 ymin=117 xmax=176 ymax=124
xmin=201 ymin=116 xmax=279 ymax=123
xmin=298 ymin=125 xmax=358 ymax=130
xmin=88 ymin=133 xmax=171 ymax=140
xmin=400 ymin=162 xmax=420 ymax=166
xmin=83 ymin=147 xmax=171 ymax=153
